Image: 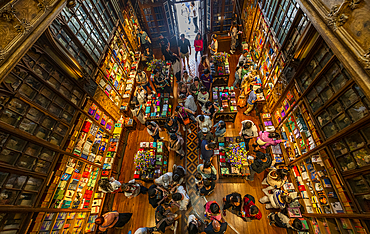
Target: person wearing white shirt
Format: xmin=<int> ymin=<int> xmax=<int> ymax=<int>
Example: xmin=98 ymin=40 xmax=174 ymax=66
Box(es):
xmin=190 ymin=2 xmax=199 ymax=33
xmin=154 ymin=172 xmax=173 ymax=190
xmin=98 ymin=177 xmax=121 ymax=193
xmin=239 ymin=120 xmax=258 ymax=151
xmin=172 ymin=185 xmax=189 ymax=210
xmin=238 ymin=50 xmax=249 ymax=64
xmin=196 ymin=115 xmax=212 ymax=131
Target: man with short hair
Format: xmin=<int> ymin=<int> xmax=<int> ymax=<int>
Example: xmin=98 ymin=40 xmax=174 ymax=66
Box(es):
xmin=200 ymin=69 xmax=213 ymax=91
xmin=154 ymin=172 xmax=174 ymax=189
xmin=138 ymin=29 xmax=150 ymax=50
xmin=159 ymin=34 xmax=170 ymax=56
xmin=196 ymin=115 xmax=212 ymax=131
xmin=178 ymin=34 xmax=191 ymax=68
xmin=204 ymin=220 xmax=228 ymax=234
xmin=239 ymin=120 xmax=258 ymax=151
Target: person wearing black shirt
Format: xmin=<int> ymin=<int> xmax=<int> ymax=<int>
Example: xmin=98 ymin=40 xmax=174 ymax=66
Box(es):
xmin=143 ymin=47 xmax=154 ymax=62
xmin=222 ymin=192 xmax=242 ymax=216
xmin=159 ymin=34 xmax=170 ymax=56
xmin=200 ymin=179 xmax=215 ymax=196
xmin=178 ymin=34 xmax=191 ymax=68
xmin=204 ymin=220 xmax=228 ymax=234
xmin=201 ymin=140 xmax=217 ymax=162
xmin=148 ymin=184 xmax=167 ymax=208
xmin=164 ymin=117 xmax=179 ymax=135
xmin=247 ymin=151 xmax=273 ymax=181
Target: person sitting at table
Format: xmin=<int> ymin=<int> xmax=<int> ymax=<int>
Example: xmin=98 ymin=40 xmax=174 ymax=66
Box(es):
xmin=214 ymin=120 xmax=226 ymax=137
xmin=202 ymin=101 xmax=219 ymax=120
xmin=196 ymin=115 xmax=212 ymax=132
xmin=190 ymin=77 xmax=203 ymax=99
xmin=197 ymin=87 xmax=209 ymax=107
xmin=243 ymin=88 xmax=263 ymax=116
xmin=222 ymin=192 xmax=242 ymax=216
xmin=200 ymin=69 xmax=213 ymax=92
xmin=164 ymin=116 xmax=180 ymax=135
xmin=153 ymin=69 xmax=172 ymax=96
xmin=174 ymin=105 xmax=196 ymax=134
xmin=200 ymin=178 xmax=215 ymax=196
xmin=197 ymin=160 xmax=217 ymax=180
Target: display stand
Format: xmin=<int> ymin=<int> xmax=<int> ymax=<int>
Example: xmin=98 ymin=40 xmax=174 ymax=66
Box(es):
xmin=216 ymin=137 xmax=251 ymax=178
xmin=134 ymin=141 xmax=169 ymax=181
xmin=212 ymin=86 xmax=238 ymax=123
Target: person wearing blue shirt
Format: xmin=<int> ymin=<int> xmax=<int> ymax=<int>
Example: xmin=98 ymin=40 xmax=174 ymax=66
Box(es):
xmin=244 ymin=88 xmax=263 ymax=116
xmin=138 ymin=29 xmax=150 ymax=49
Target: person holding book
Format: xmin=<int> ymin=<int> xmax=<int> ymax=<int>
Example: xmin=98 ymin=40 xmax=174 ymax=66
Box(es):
xmin=197 ymin=161 xmax=217 ymax=180
xmin=197 ymin=87 xmax=210 ymax=107
xmin=222 ymin=192 xmax=242 ymax=216
xmin=246 ymin=151 xmax=274 ymax=181
xmin=244 ymin=88 xmax=263 ymax=116
xmin=171 ymin=185 xmax=190 ymax=210
xmin=262 ymin=168 xmax=289 ymax=194
xmin=242 ymin=194 xmax=262 ymax=221
xmin=267 ymin=212 xmax=303 ymax=231
xmin=148 ymin=184 xmax=168 ymax=208
xmin=239 ymin=120 xmax=258 ymax=151
xmin=164 ymin=117 xmax=180 ymax=135
xmin=95 ymin=211 xmax=132 ymax=231
xmin=253 ymin=131 xmax=286 ymax=150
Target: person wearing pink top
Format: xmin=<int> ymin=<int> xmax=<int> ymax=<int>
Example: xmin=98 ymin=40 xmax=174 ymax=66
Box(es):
xmin=194 ymin=33 xmax=203 ymax=61
xmin=205 ymin=200 xmax=223 ymax=222
xmin=254 ymin=131 xmax=285 ymax=150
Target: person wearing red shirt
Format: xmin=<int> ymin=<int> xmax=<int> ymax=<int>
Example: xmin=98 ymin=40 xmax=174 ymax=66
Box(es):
xmin=194 ymin=33 xmax=203 ymax=62
xmin=242 ymin=194 xmax=262 ymax=220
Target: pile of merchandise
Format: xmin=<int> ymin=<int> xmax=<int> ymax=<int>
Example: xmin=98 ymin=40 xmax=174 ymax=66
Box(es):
xmin=212 ymin=86 xmax=237 ymax=112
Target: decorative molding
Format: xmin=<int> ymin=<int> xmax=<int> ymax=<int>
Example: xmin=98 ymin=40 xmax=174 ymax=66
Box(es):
xmin=0 ymin=47 xmax=6 ymax=62
xmin=326 ymin=1 xmax=349 ymax=31
xmin=348 ymin=0 xmax=361 ymax=10
xmin=364 ymin=48 xmax=370 ymax=70
xmin=36 ymin=0 xmax=50 ymax=12
xmin=0 ymin=4 xmax=16 ymax=21
xmin=14 ymin=18 xmax=32 ymax=34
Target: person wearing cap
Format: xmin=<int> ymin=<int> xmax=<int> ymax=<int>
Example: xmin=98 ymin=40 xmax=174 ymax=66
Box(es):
xmin=238 ymin=50 xmax=250 ymax=64
xmin=171 ymin=185 xmax=189 ymax=210
xmin=154 ymin=172 xmax=174 ymax=190
xmin=208 ymin=34 xmax=218 ymax=55
xmin=148 ymin=184 xmax=168 ymax=208
xmin=197 ymin=127 xmax=214 ymax=149
xmin=136 ymin=69 xmax=153 ymax=93
xmin=168 ymin=133 xmax=185 ymax=159
xmin=201 ymin=140 xmax=217 ymax=162
xmin=197 ymin=161 xmax=217 ymax=180
xmin=200 ymin=69 xmax=213 ymax=92
xmin=196 ymin=115 xmax=212 ymax=131
xmin=246 ymin=151 xmax=274 ymax=181
xmin=204 ymin=219 xmax=228 ymax=234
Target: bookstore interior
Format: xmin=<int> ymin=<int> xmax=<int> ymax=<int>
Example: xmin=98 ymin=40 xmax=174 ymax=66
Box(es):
xmin=0 ymin=0 xmax=370 ymax=233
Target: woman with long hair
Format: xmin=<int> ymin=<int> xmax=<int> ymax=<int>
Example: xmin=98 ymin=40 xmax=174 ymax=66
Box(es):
xmin=194 ymin=33 xmax=203 ymax=62
xmin=198 ymin=55 xmax=209 ymax=78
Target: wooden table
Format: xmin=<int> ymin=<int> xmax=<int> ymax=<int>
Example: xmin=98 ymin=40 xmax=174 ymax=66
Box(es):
xmin=212 ymin=74 xmax=229 ymax=86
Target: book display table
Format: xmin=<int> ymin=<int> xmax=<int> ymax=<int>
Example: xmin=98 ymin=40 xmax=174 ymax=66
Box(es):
xmin=134 ymin=141 xmax=169 ymax=181
xmin=216 ymin=137 xmax=252 ymax=178
xmin=211 ymin=52 xmax=230 ymax=87
xmin=212 ymin=86 xmax=238 ymax=122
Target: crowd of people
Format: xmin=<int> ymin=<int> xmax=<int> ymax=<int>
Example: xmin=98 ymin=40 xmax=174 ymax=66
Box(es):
xmin=94 ymin=18 xmax=304 ymax=234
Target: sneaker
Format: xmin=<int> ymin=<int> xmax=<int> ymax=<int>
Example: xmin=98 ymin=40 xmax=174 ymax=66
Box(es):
xmin=182 ymin=126 xmax=186 ymax=131
xmin=187 ymin=128 xmax=191 ymax=134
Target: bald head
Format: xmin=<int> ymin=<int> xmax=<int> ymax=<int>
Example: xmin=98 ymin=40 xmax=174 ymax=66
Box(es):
xmin=212 ymin=220 xmax=221 ymax=232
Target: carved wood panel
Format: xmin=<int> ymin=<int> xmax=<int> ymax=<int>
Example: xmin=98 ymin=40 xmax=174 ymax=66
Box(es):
xmin=299 ymin=0 xmax=370 ymax=75
xmin=0 ymin=0 xmax=64 ymax=65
